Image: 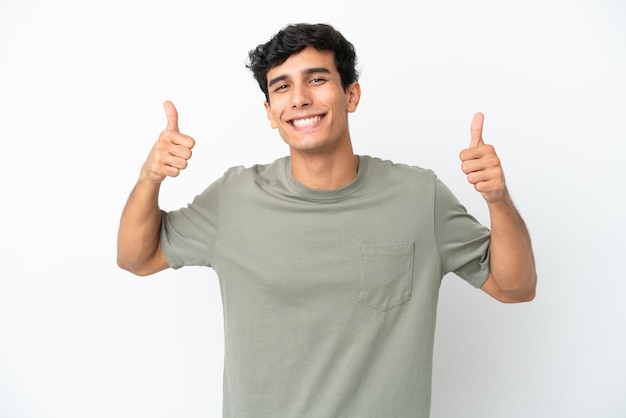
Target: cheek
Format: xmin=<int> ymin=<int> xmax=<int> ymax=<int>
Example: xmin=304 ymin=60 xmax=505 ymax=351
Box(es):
xmin=265 ymin=106 xmax=280 ymax=129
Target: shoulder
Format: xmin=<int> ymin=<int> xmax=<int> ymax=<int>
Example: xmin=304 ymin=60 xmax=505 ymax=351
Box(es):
xmin=361 ymin=155 xmax=437 ymax=186
xmin=220 ymin=156 xmax=288 ymax=183
xmin=212 ymin=157 xmax=291 ymax=202
xmin=363 ymin=155 xmax=433 ymax=174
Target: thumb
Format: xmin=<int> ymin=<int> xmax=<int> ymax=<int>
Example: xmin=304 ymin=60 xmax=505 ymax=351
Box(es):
xmin=163 ymin=100 xmax=179 ymax=132
xmin=470 ymin=112 xmax=484 ymax=147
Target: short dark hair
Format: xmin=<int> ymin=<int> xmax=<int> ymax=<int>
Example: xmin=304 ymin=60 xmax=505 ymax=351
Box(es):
xmin=246 ymin=23 xmax=359 ymax=102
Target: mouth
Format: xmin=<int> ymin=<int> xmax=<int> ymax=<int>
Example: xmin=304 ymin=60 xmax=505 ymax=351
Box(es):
xmin=289 ymin=115 xmax=323 ymax=128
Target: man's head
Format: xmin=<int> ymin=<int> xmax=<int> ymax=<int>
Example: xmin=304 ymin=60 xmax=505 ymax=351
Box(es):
xmin=247 ymin=23 xmax=359 ymax=102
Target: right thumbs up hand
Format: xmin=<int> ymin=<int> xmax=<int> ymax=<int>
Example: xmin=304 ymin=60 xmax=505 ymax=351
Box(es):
xmin=140 ymin=100 xmax=196 ymax=184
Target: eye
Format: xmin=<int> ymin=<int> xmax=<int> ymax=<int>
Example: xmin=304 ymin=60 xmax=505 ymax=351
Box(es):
xmin=309 ymin=77 xmax=327 ymax=85
xmin=273 ymin=84 xmax=289 ymax=93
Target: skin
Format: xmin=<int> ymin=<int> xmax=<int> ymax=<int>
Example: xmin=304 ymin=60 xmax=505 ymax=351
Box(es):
xmin=263 ymin=47 xmax=361 ymax=190
xmin=116 ymin=100 xmax=190 ymax=275
xmin=460 ymin=113 xmax=537 ymax=302
xmin=117 ymin=47 xmax=536 ymax=303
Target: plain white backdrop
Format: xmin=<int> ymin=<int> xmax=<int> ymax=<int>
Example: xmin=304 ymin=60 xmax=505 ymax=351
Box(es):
xmin=1 ymin=0 xmax=625 ymax=417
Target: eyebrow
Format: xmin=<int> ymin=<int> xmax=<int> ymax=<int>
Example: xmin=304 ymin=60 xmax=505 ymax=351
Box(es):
xmin=268 ymin=67 xmax=332 ymax=88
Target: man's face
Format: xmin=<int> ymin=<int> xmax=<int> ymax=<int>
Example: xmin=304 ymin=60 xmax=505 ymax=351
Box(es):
xmin=264 ymin=47 xmax=360 ymax=155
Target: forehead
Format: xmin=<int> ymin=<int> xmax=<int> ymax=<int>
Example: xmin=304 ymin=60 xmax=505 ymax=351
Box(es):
xmin=267 ymin=47 xmax=337 ymax=79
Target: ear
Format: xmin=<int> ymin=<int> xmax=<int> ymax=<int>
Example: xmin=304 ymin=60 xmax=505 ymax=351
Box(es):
xmin=346 ymin=82 xmax=361 ymax=113
xmin=264 ymin=101 xmax=278 ymax=129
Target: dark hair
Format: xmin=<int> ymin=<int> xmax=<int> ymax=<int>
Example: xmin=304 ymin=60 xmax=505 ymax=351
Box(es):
xmin=246 ymin=23 xmax=359 ymax=102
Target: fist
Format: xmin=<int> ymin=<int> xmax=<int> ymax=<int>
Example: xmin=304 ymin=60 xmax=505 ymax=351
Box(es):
xmin=141 ymin=100 xmax=195 ymax=184
xmin=459 ymin=113 xmax=506 ymax=203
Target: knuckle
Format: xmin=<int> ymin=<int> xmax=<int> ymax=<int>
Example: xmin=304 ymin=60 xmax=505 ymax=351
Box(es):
xmin=158 ymin=130 xmax=172 ymax=141
xmin=167 ymin=167 xmax=180 ymax=177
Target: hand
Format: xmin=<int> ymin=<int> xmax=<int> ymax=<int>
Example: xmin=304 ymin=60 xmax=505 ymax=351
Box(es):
xmin=140 ymin=100 xmax=195 ymax=184
xmin=459 ymin=113 xmax=506 ymax=203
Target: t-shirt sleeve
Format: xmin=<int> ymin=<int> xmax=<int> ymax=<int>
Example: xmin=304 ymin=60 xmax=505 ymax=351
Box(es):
xmin=433 ymin=177 xmax=491 ymax=288
xmin=159 ymin=178 xmax=221 ymax=269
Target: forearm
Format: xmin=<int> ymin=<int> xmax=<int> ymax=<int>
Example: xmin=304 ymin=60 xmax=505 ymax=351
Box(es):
xmin=116 ymin=179 xmax=166 ymax=275
xmin=486 ymin=190 xmax=537 ymax=300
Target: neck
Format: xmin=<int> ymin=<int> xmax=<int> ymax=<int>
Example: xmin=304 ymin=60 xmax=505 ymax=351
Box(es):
xmin=290 ymin=148 xmax=359 ymax=190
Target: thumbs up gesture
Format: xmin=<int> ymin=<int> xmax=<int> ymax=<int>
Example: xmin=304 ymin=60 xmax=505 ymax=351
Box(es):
xmin=459 ymin=113 xmax=506 ymax=203
xmin=140 ymin=101 xmax=196 ymax=184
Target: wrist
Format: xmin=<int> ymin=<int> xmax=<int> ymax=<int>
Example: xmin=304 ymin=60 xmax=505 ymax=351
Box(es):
xmin=485 ymin=188 xmax=513 ymax=210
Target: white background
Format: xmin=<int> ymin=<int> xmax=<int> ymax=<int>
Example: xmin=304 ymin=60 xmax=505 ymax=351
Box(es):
xmin=1 ymin=0 xmax=625 ymax=417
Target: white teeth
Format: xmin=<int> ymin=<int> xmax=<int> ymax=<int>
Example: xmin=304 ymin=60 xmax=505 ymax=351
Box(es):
xmin=292 ymin=116 xmax=321 ymax=128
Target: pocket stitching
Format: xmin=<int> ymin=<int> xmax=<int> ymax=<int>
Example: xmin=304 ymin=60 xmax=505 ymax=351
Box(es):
xmin=358 ymin=242 xmax=414 ymax=312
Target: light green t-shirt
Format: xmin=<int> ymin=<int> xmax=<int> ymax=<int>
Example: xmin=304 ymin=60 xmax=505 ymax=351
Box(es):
xmin=160 ymin=155 xmax=491 ymax=418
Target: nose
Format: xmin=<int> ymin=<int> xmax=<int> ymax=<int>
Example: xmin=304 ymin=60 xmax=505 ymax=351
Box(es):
xmin=291 ymin=84 xmax=310 ymax=108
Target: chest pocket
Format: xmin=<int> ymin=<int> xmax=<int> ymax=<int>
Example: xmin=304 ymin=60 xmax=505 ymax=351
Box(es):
xmin=358 ymin=242 xmax=415 ymax=312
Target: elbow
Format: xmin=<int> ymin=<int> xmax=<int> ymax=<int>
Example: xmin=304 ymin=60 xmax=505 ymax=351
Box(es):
xmin=495 ymin=288 xmax=536 ymax=304
xmin=516 ymin=286 xmax=536 ymax=303
xmin=485 ymin=270 xmax=537 ymax=303
xmin=116 ymin=245 xmax=167 ymax=277
xmin=117 ymin=256 xmax=139 ymax=276
xmin=501 ymin=274 xmax=537 ymax=303
xmin=521 ymin=271 xmax=538 ymax=302
xmin=116 ymin=256 xmax=153 ymax=277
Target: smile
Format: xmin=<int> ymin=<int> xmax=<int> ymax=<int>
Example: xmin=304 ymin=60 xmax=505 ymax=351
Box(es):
xmin=291 ymin=115 xmax=322 ymax=128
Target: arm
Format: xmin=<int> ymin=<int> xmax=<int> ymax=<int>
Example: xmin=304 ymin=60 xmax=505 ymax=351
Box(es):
xmin=116 ymin=101 xmax=195 ymax=276
xmin=460 ymin=113 xmax=537 ymax=302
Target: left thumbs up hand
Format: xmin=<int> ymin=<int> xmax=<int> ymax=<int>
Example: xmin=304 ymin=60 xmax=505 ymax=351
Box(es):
xmin=459 ymin=112 xmax=507 ymax=203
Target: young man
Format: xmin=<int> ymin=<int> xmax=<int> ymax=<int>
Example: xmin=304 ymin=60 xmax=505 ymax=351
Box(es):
xmin=117 ymin=23 xmax=536 ymax=418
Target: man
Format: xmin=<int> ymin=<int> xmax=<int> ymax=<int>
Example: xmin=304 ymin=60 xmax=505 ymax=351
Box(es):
xmin=117 ymin=23 xmax=536 ymax=418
